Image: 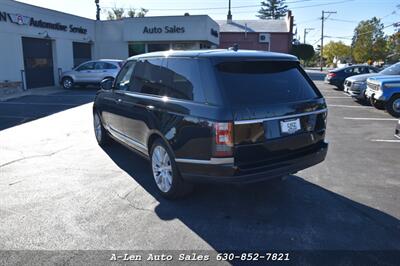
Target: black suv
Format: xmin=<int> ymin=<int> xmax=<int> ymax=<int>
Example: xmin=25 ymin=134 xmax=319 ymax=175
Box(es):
xmin=93 ymin=50 xmax=328 ymax=198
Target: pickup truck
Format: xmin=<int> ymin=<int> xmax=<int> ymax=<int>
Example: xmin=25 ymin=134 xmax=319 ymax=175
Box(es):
xmin=365 ymin=76 xmax=400 ymax=117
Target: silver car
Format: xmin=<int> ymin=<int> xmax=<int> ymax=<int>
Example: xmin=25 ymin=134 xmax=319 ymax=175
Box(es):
xmin=60 ymin=59 xmax=123 ymax=89
xmin=344 ymin=62 xmax=400 ymax=101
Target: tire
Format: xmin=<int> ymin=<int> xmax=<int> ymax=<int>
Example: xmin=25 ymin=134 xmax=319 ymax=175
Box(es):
xmin=370 ymin=97 xmax=385 ymax=110
xmin=62 ymin=77 xmax=74 ymax=90
xmin=93 ymin=111 xmax=110 ymax=146
xmin=386 ymin=95 xmax=400 ymax=118
xmin=150 ymin=139 xmax=193 ymax=199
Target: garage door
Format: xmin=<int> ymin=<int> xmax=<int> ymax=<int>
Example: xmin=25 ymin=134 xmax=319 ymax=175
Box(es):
xmin=73 ymin=42 xmax=92 ymax=67
xmin=22 ymin=37 xmax=54 ymax=89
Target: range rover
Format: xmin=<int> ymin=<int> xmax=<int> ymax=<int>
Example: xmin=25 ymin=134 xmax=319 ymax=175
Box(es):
xmin=92 ymin=50 xmax=328 ymax=198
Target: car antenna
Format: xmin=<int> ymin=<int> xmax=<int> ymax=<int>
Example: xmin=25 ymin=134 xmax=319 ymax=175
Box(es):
xmin=228 ymin=43 xmax=239 ymax=51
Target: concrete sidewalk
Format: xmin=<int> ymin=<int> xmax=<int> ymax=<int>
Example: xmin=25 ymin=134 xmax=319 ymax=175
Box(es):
xmin=0 ymin=86 xmax=65 ymax=102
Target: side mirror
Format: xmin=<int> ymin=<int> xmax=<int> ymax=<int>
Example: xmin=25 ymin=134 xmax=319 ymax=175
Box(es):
xmin=100 ymin=77 xmax=114 ymax=90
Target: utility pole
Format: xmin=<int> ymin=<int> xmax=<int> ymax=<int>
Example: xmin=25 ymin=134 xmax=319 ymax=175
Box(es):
xmin=227 ymin=0 xmax=232 ymax=22
xmin=95 ymin=0 xmax=100 ymax=20
xmin=320 ymin=10 xmax=336 ymax=71
xmin=303 ymin=28 xmax=314 ymax=44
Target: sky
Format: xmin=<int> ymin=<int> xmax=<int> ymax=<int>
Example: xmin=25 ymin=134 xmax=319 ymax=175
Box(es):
xmin=16 ymin=0 xmax=400 ymax=46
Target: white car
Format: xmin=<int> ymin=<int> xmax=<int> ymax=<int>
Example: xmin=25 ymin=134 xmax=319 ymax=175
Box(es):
xmin=60 ymin=59 xmax=123 ymax=89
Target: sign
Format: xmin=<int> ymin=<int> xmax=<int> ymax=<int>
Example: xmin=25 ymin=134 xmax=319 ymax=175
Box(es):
xmin=143 ymin=25 xmax=185 ymax=34
xmin=0 ymin=11 xmax=87 ymax=34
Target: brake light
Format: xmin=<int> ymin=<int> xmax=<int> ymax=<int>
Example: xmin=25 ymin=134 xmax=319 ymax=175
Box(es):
xmin=328 ymin=72 xmax=336 ymax=77
xmin=213 ymin=122 xmax=233 ymax=157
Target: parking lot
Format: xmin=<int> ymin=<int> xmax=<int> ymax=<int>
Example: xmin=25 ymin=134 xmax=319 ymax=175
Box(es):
xmin=1 ymin=72 xmax=399 ymax=263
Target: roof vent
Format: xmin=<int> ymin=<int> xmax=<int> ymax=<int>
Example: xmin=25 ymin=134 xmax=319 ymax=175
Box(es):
xmin=228 ymin=43 xmax=239 ymax=51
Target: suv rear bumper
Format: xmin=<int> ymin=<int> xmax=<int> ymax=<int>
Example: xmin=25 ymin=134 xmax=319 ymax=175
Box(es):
xmin=178 ymin=142 xmax=328 ymax=183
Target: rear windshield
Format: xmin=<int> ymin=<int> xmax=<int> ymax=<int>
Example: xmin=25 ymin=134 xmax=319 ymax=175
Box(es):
xmin=215 ymin=61 xmax=319 ymax=105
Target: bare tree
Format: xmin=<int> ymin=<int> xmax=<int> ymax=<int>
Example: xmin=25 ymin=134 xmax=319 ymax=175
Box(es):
xmin=107 ymin=6 xmax=148 ymax=20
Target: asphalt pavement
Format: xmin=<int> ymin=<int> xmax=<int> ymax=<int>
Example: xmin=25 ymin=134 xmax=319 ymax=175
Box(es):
xmin=0 ymin=74 xmax=399 ymax=265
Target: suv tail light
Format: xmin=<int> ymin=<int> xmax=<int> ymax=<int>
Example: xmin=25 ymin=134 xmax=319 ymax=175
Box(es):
xmin=213 ymin=122 xmax=233 ymax=157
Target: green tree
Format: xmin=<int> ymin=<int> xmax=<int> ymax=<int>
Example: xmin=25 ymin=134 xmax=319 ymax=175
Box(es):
xmin=323 ymin=41 xmax=351 ymax=65
xmin=386 ymin=25 xmax=400 ymax=63
xmin=351 ymin=17 xmax=388 ymax=63
xmin=291 ymin=44 xmax=315 ymax=65
xmin=257 ymin=0 xmax=288 ymax=19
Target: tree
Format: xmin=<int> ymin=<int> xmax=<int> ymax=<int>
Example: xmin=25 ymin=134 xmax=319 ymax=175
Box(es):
xmin=107 ymin=6 xmax=148 ymax=20
xmin=107 ymin=7 xmax=124 ymax=20
xmin=323 ymin=41 xmax=351 ymax=65
xmin=127 ymin=8 xmax=149 ymax=18
xmin=290 ymin=44 xmax=315 ymax=65
xmin=386 ymin=31 xmax=400 ymax=63
xmin=351 ymin=17 xmax=388 ymax=63
xmin=257 ymin=0 xmax=288 ymax=19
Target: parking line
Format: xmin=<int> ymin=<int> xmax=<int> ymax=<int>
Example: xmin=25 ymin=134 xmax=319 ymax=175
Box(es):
xmin=370 ymin=139 xmax=400 ymax=143
xmin=0 ymin=102 xmax=78 ymax=106
xmin=344 ymin=117 xmax=398 ymax=121
xmin=329 ymin=104 xmax=373 ymax=108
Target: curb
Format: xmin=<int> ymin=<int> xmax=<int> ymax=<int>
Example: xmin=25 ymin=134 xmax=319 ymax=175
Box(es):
xmin=0 ymin=86 xmax=65 ymax=102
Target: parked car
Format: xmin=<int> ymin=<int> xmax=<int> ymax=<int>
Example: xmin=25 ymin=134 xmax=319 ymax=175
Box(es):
xmin=365 ymin=76 xmax=400 ymax=117
xmin=92 ymin=49 xmax=329 ymax=199
xmin=60 ymin=59 xmax=123 ymax=89
xmin=395 ymin=120 xmax=400 ymax=139
xmin=325 ymin=65 xmax=379 ymax=90
xmin=344 ymin=62 xmax=400 ymax=101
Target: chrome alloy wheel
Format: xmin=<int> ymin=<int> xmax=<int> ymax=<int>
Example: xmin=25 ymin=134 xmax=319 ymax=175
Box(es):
xmin=151 ymin=146 xmax=173 ymax=193
xmin=63 ymin=78 xmax=72 ymax=89
xmin=93 ymin=113 xmax=102 ymax=142
xmin=393 ymin=98 xmax=400 ymax=113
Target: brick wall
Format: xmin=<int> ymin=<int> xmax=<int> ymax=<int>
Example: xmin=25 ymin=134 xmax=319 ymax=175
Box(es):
xmin=219 ymin=32 xmax=292 ymax=53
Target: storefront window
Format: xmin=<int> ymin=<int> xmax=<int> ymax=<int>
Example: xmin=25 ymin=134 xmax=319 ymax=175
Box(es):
xmin=147 ymin=43 xmax=170 ymax=53
xmin=172 ymin=43 xmax=197 ymax=50
xmin=129 ymin=43 xmax=146 ymax=57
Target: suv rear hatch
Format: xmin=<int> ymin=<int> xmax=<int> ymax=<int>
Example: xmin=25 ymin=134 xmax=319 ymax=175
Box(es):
xmin=214 ymin=60 xmax=327 ymax=171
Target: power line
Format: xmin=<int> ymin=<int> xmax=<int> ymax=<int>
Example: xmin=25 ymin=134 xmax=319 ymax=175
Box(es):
xmin=101 ymin=0 xmax=353 ymax=12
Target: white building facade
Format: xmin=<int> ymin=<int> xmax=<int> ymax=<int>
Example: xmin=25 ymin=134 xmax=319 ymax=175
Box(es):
xmin=0 ymin=0 xmax=219 ymax=90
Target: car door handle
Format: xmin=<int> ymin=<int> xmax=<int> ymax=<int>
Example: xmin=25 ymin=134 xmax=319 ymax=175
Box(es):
xmin=114 ymin=98 xmax=122 ymax=104
xmin=102 ymin=70 xmax=107 ymax=72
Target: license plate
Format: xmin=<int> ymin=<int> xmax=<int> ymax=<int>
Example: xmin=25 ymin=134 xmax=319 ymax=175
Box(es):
xmin=280 ymin=118 xmax=301 ymax=134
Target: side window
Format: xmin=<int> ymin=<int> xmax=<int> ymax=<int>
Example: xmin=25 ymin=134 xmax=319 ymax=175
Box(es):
xmin=344 ymin=68 xmax=353 ymax=74
xmin=94 ymin=62 xmax=106 ymax=70
xmin=368 ymin=67 xmax=377 ymax=73
xmin=114 ymin=61 xmax=136 ymax=91
xmin=76 ymin=62 xmax=95 ymax=71
xmin=353 ymin=67 xmax=362 ymax=74
xmin=130 ymin=58 xmax=166 ymax=95
xmin=165 ymin=58 xmax=203 ymax=102
xmin=105 ymin=62 xmax=118 ymax=69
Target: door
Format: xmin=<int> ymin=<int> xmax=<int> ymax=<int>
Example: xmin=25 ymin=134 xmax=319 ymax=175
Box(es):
xmin=74 ymin=62 xmax=95 ymax=83
xmin=22 ymin=37 xmax=54 ymax=89
xmin=101 ymin=60 xmax=136 ymax=136
xmin=94 ymin=62 xmax=118 ymax=82
xmin=73 ymin=42 xmax=92 ymax=67
xmin=120 ymin=58 xmax=167 ymax=148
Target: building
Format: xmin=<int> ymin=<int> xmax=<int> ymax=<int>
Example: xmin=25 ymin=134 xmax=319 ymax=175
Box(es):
xmin=217 ymin=11 xmax=294 ymax=53
xmin=0 ymin=0 xmax=219 ymax=91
